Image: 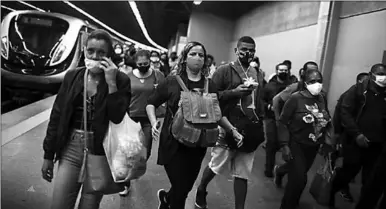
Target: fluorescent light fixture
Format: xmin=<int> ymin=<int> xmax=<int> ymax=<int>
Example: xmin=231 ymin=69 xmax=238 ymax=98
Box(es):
xmin=193 ymin=0 xmax=202 ymax=5
xmin=128 ymin=1 xmax=167 ymax=52
xmin=62 ymin=0 xmax=158 ymax=51
xmin=1 ymin=5 xmax=16 ymax=12
xmin=16 ymin=0 xmax=45 ymax=12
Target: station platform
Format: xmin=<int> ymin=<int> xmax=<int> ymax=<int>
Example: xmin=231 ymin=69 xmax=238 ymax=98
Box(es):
xmin=2 ymin=95 xmax=360 ymax=209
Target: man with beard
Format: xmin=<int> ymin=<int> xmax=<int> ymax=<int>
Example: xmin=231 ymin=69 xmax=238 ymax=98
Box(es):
xmin=195 ymin=36 xmax=265 ymax=209
xmin=263 ymin=62 xmax=296 ymax=177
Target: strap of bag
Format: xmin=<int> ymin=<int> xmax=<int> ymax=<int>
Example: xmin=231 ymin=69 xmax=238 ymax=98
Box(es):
xmin=204 ymin=77 xmax=209 ymax=94
xmin=175 ymin=75 xmax=189 ymax=92
xmin=78 ymin=69 xmax=89 ymax=183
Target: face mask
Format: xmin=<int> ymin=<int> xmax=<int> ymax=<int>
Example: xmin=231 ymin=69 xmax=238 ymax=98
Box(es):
xmin=237 ymin=50 xmax=254 ymax=65
xmin=138 ymin=65 xmax=150 ymax=73
xmin=277 ymin=72 xmax=288 ymax=80
xmin=186 ymin=56 xmax=204 ymax=75
xmin=84 ymin=57 xmax=103 ymax=73
xmin=150 ymin=57 xmax=160 ymax=62
xmin=115 ymin=48 xmax=122 ymax=55
xmin=306 ymin=82 xmax=323 ymax=96
xmin=374 ymin=75 xmax=386 ymax=87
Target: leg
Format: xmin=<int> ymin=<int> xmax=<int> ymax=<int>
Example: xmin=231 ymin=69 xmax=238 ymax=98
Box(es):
xmin=232 ymin=151 xmax=255 ymax=209
xmin=280 ymin=142 xmax=318 ymax=209
xmin=165 ymin=146 xmax=207 ymax=209
xmin=140 ymin=119 xmax=153 ymax=160
xmin=78 ymin=189 xmax=103 ymax=209
xmin=273 ymin=161 xmax=290 ymax=188
xmin=264 ymin=118 xmax=278 ymax=177
xmin=195 ymin=146 xmax=233 ymax=208
xmin=50 ymin=132 xmax=85 ymax=209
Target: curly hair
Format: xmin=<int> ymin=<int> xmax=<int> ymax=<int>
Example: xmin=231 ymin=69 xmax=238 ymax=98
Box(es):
xmin=176 ymin=41 xmax=209 ymax=76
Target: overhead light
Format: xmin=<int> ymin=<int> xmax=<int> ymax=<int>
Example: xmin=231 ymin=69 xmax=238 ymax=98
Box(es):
xmin=16 ymin=0 xmax=45 ymax=12
xmin=128 ymin=1 xmax=167 ymax=52
xmin=1 ymin=5 xmax=16 ymax=12
xmin=193 ymin=0 xmax=202 ymax=5
xmin=62 ymin=1 xmax=158 ymax=51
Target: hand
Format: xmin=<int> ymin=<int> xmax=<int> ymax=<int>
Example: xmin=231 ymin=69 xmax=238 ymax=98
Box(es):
xmin=281 ymin=145 xmax=293 ymax=162
xmin=231 ymin=129 xmax=244 ymax=148
xmin=233 ymin=84 xmax=253 ymax=95
xmin=151 ymin=120 xmax=161 ymax=141
xmin=320 ymin=143 xmax=336 ymax=156
xmin=100 ymin=57 xmax=118 ymax=85
xmin=41 ymin=159 xmax=54 ymax=182
xmin=355 ymin=134 xmax=369 ymax=148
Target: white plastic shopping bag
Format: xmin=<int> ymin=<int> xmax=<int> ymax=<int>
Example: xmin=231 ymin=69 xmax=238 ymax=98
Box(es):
xmin=103 ymin=114 xmax=147 ymax=183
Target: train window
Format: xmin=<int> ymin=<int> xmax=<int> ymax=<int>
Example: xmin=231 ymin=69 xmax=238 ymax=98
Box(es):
xmin=7 ymin=14 xmax=69 ymax=67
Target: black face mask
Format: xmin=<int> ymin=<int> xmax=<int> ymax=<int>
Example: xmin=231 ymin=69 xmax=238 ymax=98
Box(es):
xmin=277 ymin=72 xmax=289 ymax=80
xmin=138 ymin=65 xmax=150 ymax=73
xmin=237 ymin=50 xmax=253 ymax=65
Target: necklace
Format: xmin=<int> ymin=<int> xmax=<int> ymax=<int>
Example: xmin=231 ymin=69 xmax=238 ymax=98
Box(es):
xmin=237 ymin=59 xmax=250 ymax=78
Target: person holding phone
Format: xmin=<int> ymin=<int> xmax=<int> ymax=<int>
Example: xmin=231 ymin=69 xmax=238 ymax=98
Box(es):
xmin=41 ymin=29 xmax=131 ymax=209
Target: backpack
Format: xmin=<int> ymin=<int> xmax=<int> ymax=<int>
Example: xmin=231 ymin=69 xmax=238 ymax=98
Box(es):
xmin=171 ymin=75 xmax=222 ymax=147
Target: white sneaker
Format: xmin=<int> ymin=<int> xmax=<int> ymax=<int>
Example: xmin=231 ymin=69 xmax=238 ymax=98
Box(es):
xmin=119 ymin=186 xmax=130 ymax=197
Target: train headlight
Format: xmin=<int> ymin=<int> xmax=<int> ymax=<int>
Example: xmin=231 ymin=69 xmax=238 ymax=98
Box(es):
xmin=51 ymin=44 xmax=66 ymax=65
xmin=1 ymin=36 xmax=8 ymax=59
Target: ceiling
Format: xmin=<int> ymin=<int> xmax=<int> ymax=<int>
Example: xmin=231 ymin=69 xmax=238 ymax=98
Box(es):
xmin=1 ymin=1 xmax=263 ymax=49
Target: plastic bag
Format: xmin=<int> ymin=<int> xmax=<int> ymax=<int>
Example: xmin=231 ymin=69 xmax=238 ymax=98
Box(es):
xmin=103 ymin=114 xmax=147 ymax=183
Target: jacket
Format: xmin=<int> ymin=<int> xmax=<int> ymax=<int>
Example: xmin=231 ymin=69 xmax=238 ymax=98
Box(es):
xmin=43 ymin=67 xmax=131 ymax=161
xmin=340 ymin=79 xmax=386 ymax=140
xmin=263 ymin=76 xmax=295 ymax=119
xmin=211 ymin=61 xmax=265 ymax=119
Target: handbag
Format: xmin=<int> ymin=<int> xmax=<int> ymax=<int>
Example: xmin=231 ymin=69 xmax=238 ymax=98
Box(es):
xmin=309 ymin=153 xmax=336 ymax=206
xmin=78 ymin=68 xmax=124 ymax=195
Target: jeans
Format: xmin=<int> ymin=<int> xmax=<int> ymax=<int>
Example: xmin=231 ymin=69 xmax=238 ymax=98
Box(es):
xmin=51 ymin=130 xmax=103 ymax=209
xmin=164 ymin=144 xmax=207 ymax=209
xmin=280 ymin=141 xmax=319 ymax=209
xmin=132 ymin=117 xmax=153 ymax=160
xmin=332 ymin=141 xmax=383 ymax=196
xmin=264 ymin=118 xmax=279 ymax=174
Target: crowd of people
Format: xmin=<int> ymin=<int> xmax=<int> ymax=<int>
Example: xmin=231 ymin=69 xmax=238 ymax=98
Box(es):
xmin=40 ymin=29 xmax=386 ymax=209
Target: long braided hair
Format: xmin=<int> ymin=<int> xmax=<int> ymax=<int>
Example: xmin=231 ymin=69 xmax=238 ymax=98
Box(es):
xmin=176 ymin=41 xmax=209 ymax=77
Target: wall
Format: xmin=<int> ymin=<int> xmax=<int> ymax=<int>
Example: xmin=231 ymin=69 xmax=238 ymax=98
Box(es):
xmin=228 ymin=25 xmax=318 ymax=78
xmin=230 ymin=1 xmax=320 ymax=78
xmin=187 ymin=10 xmax=234 ymax=64
xmin=327 ymin=9 xmax=386 ymax=112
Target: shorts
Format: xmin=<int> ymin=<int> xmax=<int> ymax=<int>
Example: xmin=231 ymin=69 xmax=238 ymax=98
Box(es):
xmin=208 ymin=127 xmax=255 ymax=180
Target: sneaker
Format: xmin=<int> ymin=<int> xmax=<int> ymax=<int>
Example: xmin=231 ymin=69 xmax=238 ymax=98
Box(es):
xmin=195 ymin=189 xmax=208 ymax=209
xmin=339 ymin=190 xmax=354 ymax=202
xmin=273 ymin=165 xmax=283 ymax=188
xmin=119 ymin=186 xmax=130 ymax=197
xmin=157 ymin=189 xmax=169 ymax=209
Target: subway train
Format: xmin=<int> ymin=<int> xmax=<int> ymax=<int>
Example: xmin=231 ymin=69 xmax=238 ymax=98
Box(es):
xmin=1 ymin=10 xmax=124 ymax=103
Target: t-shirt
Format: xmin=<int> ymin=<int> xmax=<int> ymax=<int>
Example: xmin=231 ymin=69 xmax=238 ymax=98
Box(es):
xmin=279 ymin=91 xmax=331 ymax=146
xmin=128 ymin=70 xmax=165 ymax=118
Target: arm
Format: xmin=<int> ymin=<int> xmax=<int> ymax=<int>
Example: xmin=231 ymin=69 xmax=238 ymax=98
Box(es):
xmin=211 ymin=66 xmax=244 ymax=101
xmin=147 ymin=77 xmax=170 ymax=126
xmin=106 ymin=72 xmax=131 ymax=124
xmin=340 ymin=84 xmax=362 ymax=139
xmin=272 ymin=93 xmax=284 ymax=121
xmin=43 ymin=71 xmax=72 ymax=160
xmin=277 ymin=95 xmax=297 ymax=147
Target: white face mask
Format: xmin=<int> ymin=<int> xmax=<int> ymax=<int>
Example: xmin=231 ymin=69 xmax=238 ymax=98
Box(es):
xmin=115 ymin=48 xmax=122 ymax=55
xmin=84 ymin=57 xmax=103 ymax=73
xmin=374 ymin=75 xmax=386 ymax=87
xmin=150 ymin=57 xmax=160 ymax=62
xmin=306 ymin=82 xmax=323 ymax=95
